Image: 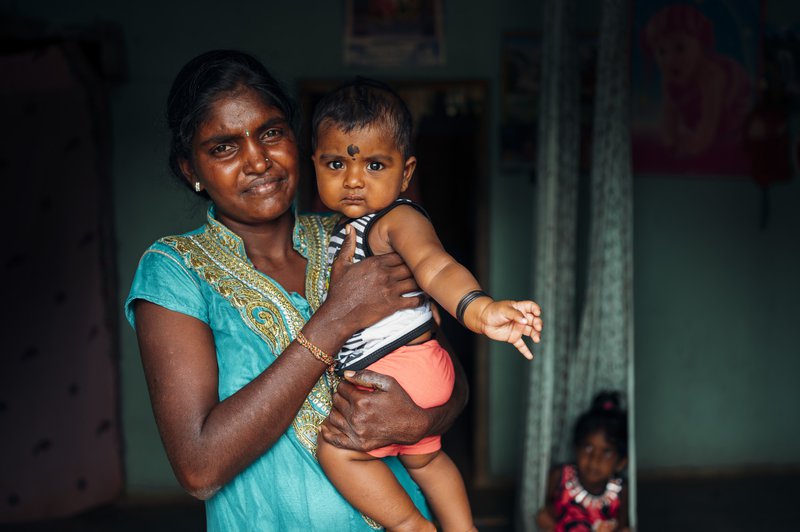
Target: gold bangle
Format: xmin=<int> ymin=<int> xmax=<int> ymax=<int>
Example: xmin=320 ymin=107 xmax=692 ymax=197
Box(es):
xmin=296 ymin=331 xmax=334 ymax=367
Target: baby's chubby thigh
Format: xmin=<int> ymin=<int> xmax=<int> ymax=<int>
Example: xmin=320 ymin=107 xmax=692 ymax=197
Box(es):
xmin=366 ymin=339 xmax=454 ymax=408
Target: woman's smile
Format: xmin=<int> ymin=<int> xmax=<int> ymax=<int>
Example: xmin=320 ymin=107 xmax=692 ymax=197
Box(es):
xmin=242 ymin=175 xmax=287 ymax=195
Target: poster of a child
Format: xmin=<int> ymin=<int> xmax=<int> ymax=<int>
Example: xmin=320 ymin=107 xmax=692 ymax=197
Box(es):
xmin=632 ymin=1 xmax=761 ymax=176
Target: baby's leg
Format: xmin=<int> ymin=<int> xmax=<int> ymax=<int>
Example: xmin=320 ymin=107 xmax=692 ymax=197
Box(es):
xmin=317 ymin=438 xmax=434 ymax=532
xmin=400 ymin=450 xmax=476 ymax=532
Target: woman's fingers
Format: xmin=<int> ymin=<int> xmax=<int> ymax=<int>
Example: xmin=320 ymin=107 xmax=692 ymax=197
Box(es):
xmin=343 ymin=369 xmax=393 ymax=392
xmin=337 ymin=224 xmax=356 ymax=264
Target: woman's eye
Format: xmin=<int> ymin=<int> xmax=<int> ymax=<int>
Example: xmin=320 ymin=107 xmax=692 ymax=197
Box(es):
xmin=367 ymin=161 xmax=384 ymax=171
xmin=327 ymin=161 xmax=344 ymax=170
xmin=263 ymin=128 xmax=282 ymax=140
xmin=212 ymin=144 xmax=232 ymax=155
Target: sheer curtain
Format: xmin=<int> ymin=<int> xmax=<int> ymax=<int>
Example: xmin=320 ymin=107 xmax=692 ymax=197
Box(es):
xmin=519 ymin=0 xmax=636 ymax=529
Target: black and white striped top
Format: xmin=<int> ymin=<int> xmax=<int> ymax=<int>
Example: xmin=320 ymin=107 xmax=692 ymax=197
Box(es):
xmin=327 ymin=199 xmax=434 ymax=373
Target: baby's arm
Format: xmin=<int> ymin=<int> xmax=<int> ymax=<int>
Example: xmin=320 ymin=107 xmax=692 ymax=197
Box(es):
xmin=371 ymin=205 xmax=542 ymax=358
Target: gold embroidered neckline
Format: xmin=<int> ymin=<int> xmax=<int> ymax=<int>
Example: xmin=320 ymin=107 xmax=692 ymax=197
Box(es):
xmin=204 ymin=205 xmax=312 ymax=263
xmin=162 ymin=208 xmax=338 ymax=455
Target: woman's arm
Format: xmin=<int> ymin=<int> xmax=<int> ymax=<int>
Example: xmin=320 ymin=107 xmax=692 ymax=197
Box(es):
xmin=319 ymin=328 xmax=468 ymax=451
xmin=135 ymin=231 xmax=421 ymax=499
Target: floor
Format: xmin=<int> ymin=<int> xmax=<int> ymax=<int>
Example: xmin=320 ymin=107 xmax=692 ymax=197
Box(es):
xmin=1 ymin=473 xmax=797 ymax=531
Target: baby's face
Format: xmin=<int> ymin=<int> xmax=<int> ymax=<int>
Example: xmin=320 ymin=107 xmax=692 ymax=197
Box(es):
xmin=653 ymin=32 xmax=703 ymax=85
xmin=313 ymin=121 xmax=416 ymax=219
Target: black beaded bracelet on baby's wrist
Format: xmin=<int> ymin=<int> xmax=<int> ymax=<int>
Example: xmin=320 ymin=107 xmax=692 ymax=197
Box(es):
xmin=455 ymin=290 xmax=490 ymax=325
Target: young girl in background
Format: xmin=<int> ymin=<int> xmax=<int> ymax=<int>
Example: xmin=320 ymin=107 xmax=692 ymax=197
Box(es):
xmin=537 ymin=391 xmax=629 ymax=532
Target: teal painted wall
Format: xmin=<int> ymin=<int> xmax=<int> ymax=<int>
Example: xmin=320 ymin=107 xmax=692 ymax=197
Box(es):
xmin=7 ymin=0 xmax=798 ymax=492
xmin=634 ymin=176 xmax=800 ymax=469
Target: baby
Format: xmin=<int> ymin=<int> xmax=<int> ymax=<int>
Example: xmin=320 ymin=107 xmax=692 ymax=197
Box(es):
xmin=313 ymin=77 xmax=543 ymax=531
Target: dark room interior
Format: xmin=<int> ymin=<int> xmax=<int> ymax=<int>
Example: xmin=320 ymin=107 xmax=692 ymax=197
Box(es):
xmin=2 ymin=1 xmax=798 ymax=531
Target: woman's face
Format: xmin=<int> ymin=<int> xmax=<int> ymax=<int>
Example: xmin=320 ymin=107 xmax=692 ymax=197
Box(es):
xmin=180 ymin=87 xmax=298 ymax=229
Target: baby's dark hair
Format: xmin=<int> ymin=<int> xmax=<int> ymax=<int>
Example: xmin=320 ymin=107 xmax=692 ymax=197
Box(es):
xmin=573 ymin=391 xmax=628 ymax=457
xmin=311 ymin=77 xmax=414 ymax=159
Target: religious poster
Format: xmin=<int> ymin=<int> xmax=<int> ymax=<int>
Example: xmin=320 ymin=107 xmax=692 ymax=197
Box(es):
xmin=344 ymin=0 xmax=445 ymax=67
xmin=499 ymin=33 xmax=597 ymax=172
xmin=631 ymin=0 xmax=762 ymax=177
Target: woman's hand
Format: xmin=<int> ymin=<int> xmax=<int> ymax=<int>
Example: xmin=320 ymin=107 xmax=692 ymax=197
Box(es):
xmin=319 ymin=330 xmax=468 ymax=452
xmin=325 ymin=226 xmax=423 ymax=334
xmin=320 ymin=370 xmax=431 ymax=451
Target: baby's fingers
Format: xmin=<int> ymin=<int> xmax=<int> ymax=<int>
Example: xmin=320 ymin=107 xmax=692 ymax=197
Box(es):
xmin=520 ymin=323 xmax=541 ymax=343
xmin=513 ymin=337 xmax=534 ymax=360
xmin=513 ymin=300 xmax=541 ymax=317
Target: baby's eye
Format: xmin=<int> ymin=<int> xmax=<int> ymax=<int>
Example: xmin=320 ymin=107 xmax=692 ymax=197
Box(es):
xmin=367 ymin=161 xmax=384 ymax=171
xmin=327 ymin=160 xmax=344 ymax=170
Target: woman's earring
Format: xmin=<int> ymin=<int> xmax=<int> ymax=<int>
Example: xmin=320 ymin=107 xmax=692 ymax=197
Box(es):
xmin=195 ymin=182 xmax=201 ymax=192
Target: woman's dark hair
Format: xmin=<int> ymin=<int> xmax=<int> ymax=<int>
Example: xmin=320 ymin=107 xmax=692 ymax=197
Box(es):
xmin=573 ymin=391 xmax=628 ymax=457
xmin=166 ymin=49 xmax=297 ymax=195
xmin=310 ymin=77 xmax=414 ymax=159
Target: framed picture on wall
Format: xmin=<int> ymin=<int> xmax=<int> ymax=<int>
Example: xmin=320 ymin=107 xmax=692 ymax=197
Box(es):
xmin=499 ymin=33 xmax=539 ymax=171
xmin=344 ymin=0 xmax=445 ymax=66
xmin=631 ymin=0 xmax=763 ymax=177
xmin=499 ymin=33 xmax=598 ymax=172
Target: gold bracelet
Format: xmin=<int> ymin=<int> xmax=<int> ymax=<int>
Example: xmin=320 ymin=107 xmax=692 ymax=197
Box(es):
xmin=295 ymin=331 xmax=334 ymax=367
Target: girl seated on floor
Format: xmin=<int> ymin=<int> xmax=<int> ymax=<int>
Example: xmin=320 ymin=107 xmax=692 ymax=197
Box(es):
xmin=537 ymin=391 xmax=630 ymax=532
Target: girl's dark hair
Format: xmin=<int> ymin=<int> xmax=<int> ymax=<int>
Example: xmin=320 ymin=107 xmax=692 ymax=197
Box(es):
xmin=573 ymin=391 xmax=628 ymax=457
xmin=310 ymin=77 xmax=414 ymax=159
xmin=165 ymin=49 xmax=297 ymax=196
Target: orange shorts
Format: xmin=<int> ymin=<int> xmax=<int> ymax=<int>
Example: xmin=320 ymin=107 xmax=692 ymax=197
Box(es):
xmin=365 ymin=339 xmax=455 ymax=458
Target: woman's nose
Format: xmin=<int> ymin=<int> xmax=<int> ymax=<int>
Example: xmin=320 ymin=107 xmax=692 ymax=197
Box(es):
xmin=243 ymin=141 xmax=270 ymax=174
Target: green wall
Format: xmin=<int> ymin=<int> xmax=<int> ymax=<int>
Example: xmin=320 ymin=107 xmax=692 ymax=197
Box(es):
xmin=9 ymin=0 xmax=798 ymax=493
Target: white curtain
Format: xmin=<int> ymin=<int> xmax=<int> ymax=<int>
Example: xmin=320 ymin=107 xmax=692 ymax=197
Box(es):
xmin=519 ymin=0 xmax=636 ymax=529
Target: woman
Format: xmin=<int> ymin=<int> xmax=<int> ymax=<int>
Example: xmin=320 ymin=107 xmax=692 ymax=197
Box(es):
xmin=125 ymin=50 xmax=467 ymax=530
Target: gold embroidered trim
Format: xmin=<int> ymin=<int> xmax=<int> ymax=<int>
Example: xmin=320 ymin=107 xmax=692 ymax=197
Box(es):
xmin=161 ymin=214 xmax=338 ymax=455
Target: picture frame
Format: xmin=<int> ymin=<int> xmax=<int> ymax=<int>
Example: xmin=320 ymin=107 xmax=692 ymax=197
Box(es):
xmin=344 ymin=0 xmax=445 ymax=67
xmin=630 ymin=0 xmax=763 ymax=177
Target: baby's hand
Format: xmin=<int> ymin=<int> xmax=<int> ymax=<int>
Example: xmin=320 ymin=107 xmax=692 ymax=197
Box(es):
xmin=477 ymin=300 xmax=542 ymax=359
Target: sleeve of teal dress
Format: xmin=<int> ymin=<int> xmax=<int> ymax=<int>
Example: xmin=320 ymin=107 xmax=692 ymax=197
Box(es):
xmin=124 ymin=243 xmax=208 ymax=329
